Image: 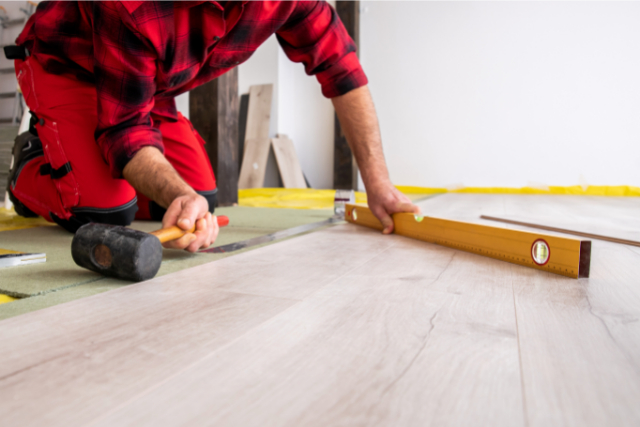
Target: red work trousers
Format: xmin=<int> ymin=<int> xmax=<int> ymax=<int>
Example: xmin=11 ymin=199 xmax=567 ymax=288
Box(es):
xmin=10 ymin=57 xmax=216 ymax=232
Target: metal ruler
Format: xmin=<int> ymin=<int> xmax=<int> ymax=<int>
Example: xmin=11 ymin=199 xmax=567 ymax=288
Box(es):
xmin=200 ymin=217 xmax=341 ymax=254
xmin=345 ymin=204 xmax=591 ymax=279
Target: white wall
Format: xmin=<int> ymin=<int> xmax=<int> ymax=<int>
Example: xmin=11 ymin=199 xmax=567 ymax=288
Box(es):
xmin=237 ymin=35 xmax=334 ymax=189
xmin=237 ymin=35 xmax=279 ymax=125
xmin=276 ymin=41 xmax=334 ymax=189
xmin=237 ymin=35 xmax=281 ymax=187
xmin=361 ymin=1 xmax=640 ymax=188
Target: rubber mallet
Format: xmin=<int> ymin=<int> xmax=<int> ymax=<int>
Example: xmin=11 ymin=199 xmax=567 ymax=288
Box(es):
xmin=71 ymin=215 xmax=229 ymax=282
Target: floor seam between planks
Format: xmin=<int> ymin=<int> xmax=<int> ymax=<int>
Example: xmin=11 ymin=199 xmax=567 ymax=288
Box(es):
xmin=512 ymin=268 xmax=530 ymax=427
xmin=83 ymin=238 xmax=403 ymax=427
xmin=583 ymin=286 xmax=640 ymax=378
xmin=218 ymin=289 xmax=303 ymax=302
xmin=623 ymin=244 xmax=640 ymax=257
xmin=378 ymin=310 xmax=439 ymax=400
xmin=373 ymin=251 xmax=457 ymax=401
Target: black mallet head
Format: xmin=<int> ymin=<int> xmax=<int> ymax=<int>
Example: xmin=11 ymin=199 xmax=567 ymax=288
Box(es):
xmin=72 ymin=223 xmax=163 ymax=282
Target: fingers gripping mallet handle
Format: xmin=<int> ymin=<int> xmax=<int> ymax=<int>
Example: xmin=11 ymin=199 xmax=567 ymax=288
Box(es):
xmin=150 ymin=215 xmax=229 ymax=242
xmin=71 ymin=216 xmax=229 ymax=282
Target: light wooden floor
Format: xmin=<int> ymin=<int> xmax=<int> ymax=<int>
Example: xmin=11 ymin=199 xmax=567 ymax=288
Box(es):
xmin=1 ymin=194 xmax=639 ymax=427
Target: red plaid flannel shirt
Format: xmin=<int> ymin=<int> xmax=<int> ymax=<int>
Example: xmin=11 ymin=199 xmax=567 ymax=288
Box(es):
xmin=17 ymin=1 xmax=367 ymax=178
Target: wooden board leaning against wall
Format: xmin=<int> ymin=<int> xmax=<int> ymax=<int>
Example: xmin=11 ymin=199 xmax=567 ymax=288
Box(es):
xmin=238 ymin=84 xmax=273 ymax=189
xmin=238 ymin=85 xmax=308 ymax=189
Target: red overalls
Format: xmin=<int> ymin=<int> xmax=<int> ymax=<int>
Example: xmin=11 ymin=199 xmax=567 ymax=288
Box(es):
xmin=10 ymin=55 xmax=217 ymax=231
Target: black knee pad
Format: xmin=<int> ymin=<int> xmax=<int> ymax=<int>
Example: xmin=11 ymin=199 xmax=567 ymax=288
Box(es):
xmin=51 ymin=198 xmax=139 ymax=234
xmin=7 ymin=131 xmax=44 ymax=218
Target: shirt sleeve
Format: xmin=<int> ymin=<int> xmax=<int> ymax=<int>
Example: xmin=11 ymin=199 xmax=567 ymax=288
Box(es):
xmin=92 ymin=2 xmax=164 ymax=179
xmin=276 ymin=1 xmax=368 ymax=98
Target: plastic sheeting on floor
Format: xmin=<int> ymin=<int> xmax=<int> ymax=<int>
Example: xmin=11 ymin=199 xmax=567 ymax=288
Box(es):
xmin=0 ymin=207 xmax=55 ymax=232
xmin=0 ymin=294 xmax=16 ymax=305
xmin=239 ymin=189 xmax=369 ymax=210
xmin=238 ymin=185 xmax=640 ymax=210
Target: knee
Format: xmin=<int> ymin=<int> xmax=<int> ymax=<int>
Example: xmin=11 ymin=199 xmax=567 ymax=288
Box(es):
xmin=52 ymin=199 xmax=138 ymax=233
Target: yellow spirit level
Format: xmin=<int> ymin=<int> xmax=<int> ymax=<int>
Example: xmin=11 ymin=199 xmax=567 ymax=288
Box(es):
xmin=345 ymin=204 xmax=590 ymax=279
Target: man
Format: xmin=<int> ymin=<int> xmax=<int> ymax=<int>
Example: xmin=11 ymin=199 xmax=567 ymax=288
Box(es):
xmin=7 ymin=1 xmax=418 ymax=252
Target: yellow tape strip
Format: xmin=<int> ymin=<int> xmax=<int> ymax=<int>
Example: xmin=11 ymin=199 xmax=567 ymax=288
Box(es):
xmin=396 ymin=185 xmax=640 ymax=196
xmin=0 ymin=207 xmax=54 ymax=232
xmin=239 ymin=188 xmax=368 ymax=210
xmin=0 ymin=248 xmax=23 ymax=255
xmin=0 ymin=294 xmax=16 ymax=305
xmin=238 ymin=185 xmax=639 ymax=210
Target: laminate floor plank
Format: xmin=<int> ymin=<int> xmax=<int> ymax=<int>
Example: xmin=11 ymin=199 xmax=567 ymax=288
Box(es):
xmin=485 ymin=195 xmax=640 ymax=425
xmin=0 ymin=284 xmax=297 ymax=427
xmin=512 ymin=243 xmax=640 ymax=427
xmin=189 ymin=224 xmax=399 ymax=300
xmin=91 ymin=235 xmax=525 ymax=427
xmin=0 ymin=224 xmax=397 ymax=427
xmin=372 ymin=194 xmax=640 ymax=426
xmin=416 ymin=193 xmax=508 ymax=222
xmin=2 ymin=194 xmax=639 ymax=427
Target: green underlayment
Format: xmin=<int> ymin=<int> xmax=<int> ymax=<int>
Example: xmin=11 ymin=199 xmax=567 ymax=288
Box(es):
xmin=0 ymin=206 xmax=336 ymax=321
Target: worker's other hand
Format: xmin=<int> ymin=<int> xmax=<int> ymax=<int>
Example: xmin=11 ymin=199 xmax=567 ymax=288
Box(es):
xmin=161 ymin=193 xmax=219 ymax=252
xmin=366 ymin=181 xmax=421 ymax=234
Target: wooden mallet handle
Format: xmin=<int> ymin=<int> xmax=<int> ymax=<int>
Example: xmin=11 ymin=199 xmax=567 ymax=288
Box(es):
xmin=150 ymin=215 xmax=229 ymax=244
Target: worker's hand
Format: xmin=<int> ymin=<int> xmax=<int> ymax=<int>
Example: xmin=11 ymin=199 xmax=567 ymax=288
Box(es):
xmin=161 ymin=193 xmax=219 ymax=252
xmin=366 ymin=180 xmax=421 ymax=234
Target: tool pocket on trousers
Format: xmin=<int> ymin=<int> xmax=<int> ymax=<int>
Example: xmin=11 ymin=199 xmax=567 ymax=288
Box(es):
xmin=37 ymin=120 xmax=80 ymax=218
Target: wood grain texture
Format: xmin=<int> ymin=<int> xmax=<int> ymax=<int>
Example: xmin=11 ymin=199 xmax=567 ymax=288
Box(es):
xmin=190 ymin=69 xmax=239 ymax=206
xmin=92 ymin=236 xmax=525 ymax=427
xmin=415 ymin=194 xmax=640 ymax=426
xmin=161 ymin=224 xmax=399 ymax=300
xmin=238 ymin=84 xmax=273 ymax=189
xmin=513 ymin=243 xmax=640 ymax=427
xmin=237 ymin=93 xmax=250 ymax=170
xmin=244 ymin=84 xmax=272 ymax=141
xmin=1 ymin=194 xmax=640 ymax=427
xmin=238 ymin=137 xmax=272 ymax=189
xmin=271 ymin=135 xmax=307 ymax=188
xmin=0 ymin=225 xmax=399 ymax=426
xmin=493 ymin=196 xmax=640 ymax=426
xmin=0 ymin=285 xmax=296 ymax=427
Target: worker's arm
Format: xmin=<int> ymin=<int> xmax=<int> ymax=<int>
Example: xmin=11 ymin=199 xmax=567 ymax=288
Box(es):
xmin=123 ymin=146 xmax=219 ymax=252
xmin=90 ymin=4 xmax=217 ymax=252
xmin=275 ymin=3 xmax=414 ymax=231
xmin=332 ymin=85 xmax=420 ymax=234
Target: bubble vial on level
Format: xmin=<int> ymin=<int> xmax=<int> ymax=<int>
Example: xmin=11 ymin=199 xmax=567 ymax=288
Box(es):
xmin=531 ymin=239 xmax=550 ymax=265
